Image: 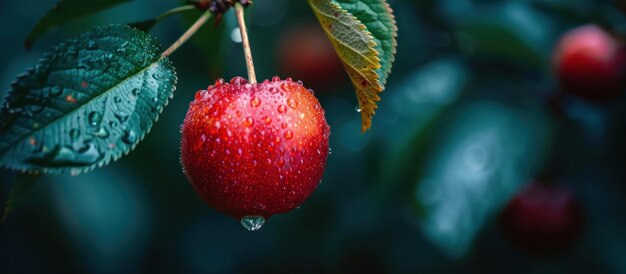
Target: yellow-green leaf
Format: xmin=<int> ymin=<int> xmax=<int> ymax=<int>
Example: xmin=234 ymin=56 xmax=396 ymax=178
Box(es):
xmin=308 ymin=0 xmax=397 ymax=132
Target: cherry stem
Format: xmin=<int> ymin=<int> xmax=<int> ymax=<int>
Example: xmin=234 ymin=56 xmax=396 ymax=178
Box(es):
xmin=162 ymin=9 xmax=212 ymax=58
xmin=234 ymin=2 xmax=257 ymax=84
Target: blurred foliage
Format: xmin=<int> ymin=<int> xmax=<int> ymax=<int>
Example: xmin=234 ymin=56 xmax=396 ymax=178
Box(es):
xmin=2 ymin=0 xmax=626 ymax=273
xmin=26 ymin=0 xmax=132 ymax=48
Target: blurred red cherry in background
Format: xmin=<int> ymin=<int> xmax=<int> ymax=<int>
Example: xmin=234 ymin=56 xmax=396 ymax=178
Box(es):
xmin=499 ymin=181 xmax=585 ymax=255
xmin=278 ymin=24 xmax=346 ymax=91
xmin=553 ymin=24 xmax=626 ymax=102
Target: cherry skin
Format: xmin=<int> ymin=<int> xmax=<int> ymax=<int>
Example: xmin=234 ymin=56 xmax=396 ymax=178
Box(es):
xmin=180 ymin=77 xmax=330 ymax=228
xmin=278 ymin=24 xmax=345 ymax=91
xmin=499 ymin=182 xmax=584 ymax=255
xmin=553 ymin=24 xmax=626 ymax=101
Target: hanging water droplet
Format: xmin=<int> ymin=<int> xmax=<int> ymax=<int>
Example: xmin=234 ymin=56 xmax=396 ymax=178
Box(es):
xmin=29 ymin=143 xmax=102 ymax=166
xmin=355 ymin=106 xmax=362 ymax=113
xmin=88 ymin=112 xmax=102 ymax=126
xmin=240 ymin=215 xmax=265 ymax=231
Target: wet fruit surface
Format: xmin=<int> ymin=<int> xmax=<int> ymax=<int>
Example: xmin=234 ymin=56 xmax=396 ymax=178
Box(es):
xmin=180 ymin=77 xmax=330 ymax=224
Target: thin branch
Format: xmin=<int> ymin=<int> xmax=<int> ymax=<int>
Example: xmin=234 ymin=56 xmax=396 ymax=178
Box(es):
xmin=162 ymin=9 xmax=213 ymax=58
xmin=235 ymin=2 xmax=257 ymax=84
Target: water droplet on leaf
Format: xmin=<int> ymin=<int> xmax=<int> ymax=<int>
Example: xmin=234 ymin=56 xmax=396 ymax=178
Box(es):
xmin=122 ymin=129 xmax=137 ymax=144
xmin=88 ymin=112 xmax=102 ymax=126
xmin=115 ymin=111 xmax=129 ymax=123
xmin=93 ymin=126 xmax=109 ymax=138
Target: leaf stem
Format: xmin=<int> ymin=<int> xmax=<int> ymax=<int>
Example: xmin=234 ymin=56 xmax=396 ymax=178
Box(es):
xmin=156 ymin=5 xmax=196 ymax=22
xmin=162 ymin=9 xmax=212 ymax=58
xmin=234 ymin=3 xmax=257 ymax=84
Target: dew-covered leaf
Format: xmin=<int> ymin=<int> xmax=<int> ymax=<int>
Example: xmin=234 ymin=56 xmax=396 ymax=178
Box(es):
xmin=0 ymin=24 xmax=177 ymax=175
xmin=334 ymin=0 xmax=398 ymax=87
xmin=308 ymin=0 xmax=397 ymax=132
xmin=26 ymin=0 xmax=131 ymax=48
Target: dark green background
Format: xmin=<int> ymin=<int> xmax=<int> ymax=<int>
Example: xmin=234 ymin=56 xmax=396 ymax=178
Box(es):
xmin=1 ymin=0 xmax=626 ymax=273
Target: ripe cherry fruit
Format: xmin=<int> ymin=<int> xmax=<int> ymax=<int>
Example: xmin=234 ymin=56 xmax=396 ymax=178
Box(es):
xmin=553 ymin=24 xmax=626 ymax=101
xmin=181 ymin=76 xmax=330 ymax=231
xmin=278 ymin=24 xmax=345 ymax=91
xmin=499 ymin=182 xmax=585 ymax=255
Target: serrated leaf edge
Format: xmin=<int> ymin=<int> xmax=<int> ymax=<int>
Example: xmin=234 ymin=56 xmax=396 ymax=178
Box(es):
xmin=1 ymin=25 xmax=178 ymax=176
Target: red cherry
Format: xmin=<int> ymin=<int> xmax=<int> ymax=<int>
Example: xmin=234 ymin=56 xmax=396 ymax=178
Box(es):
xmin=180 ymin=76 xmax=330 ymax=230
xmin=499 ymin=182 xmax=585 ymax=255
xmin=553 ymin=25 xmax=626 ymax=101
xmin=278 ymin=24 xmax=345 ymax=91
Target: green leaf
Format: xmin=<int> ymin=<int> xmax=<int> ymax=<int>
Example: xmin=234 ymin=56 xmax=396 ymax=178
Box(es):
xmin=411 ymin=101 xmax=552 ymax=257
xmin=26 ymin=0 xmax=132 ymax=48
xmin=308 ymin=0 xmax=397 ymax=132
xmin=0 ymin=24 xmax=177 ymax=175
xmin=2 ymin=173 xmax=42 ymax=222
xmin=334 ymin=0 xmax=398 ymax=87
xmin=454 ymin=2 xmax=552 ymax=66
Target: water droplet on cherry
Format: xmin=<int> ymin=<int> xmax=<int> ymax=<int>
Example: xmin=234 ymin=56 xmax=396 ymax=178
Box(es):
xmin=240 ymin=215 xmax=265 ymax=231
